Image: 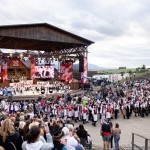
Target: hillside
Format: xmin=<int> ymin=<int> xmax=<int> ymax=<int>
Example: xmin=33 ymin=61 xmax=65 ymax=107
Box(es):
xmin=73 ymin=63 xmax=106 ymax=71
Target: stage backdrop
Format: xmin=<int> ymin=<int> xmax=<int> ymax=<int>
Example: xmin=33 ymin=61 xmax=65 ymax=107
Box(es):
xmin=0 ymin=66 xmax=1 ymax=79
xmin=2 ymin=57 xmax=8 ymax=82
xmin=30 ymin=57 xmax=35 ymax=80
xmin=60 ymin=61 xmax=73 ymax=83
xmin=8 ymin=58 xmax=27 ymax=68
xmin=34 ymin=66 xmax=54 ymax=78
xmin=81 ymin=57 xmax=88 ymax=83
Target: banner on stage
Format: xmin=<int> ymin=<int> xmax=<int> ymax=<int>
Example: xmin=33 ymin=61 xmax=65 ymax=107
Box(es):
xmin=60 ymin=61 xmax=73 ymax=83
xmin=80 ymin=57 xmax=88 ymax=83
xmin=60 ymin=62 xmax=66 ymax=80
xmin=30 ymin=57 xmax=35 ymax=80
xmin=2 ymin=58 xmax=8 ymax=82
xmin=34 ymin=66 xmax=54 ymax=78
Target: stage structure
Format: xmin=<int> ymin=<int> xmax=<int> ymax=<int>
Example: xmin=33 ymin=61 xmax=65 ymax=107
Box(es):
xmin=0 ymin=23 xmax=94 ymax=86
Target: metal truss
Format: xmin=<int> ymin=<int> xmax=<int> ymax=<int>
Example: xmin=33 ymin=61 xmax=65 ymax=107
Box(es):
xmin=39 ymin=46 xmax=88 ymax=58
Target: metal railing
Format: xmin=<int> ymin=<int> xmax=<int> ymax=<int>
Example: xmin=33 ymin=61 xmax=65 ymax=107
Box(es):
xmin=132 ymin=133 xmax=150 ymax=150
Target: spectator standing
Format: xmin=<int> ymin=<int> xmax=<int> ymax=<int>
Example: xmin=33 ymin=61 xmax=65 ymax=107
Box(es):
xmin=113 ymin=123 xmax=121 ymax=150
xmin=65 ymin=127 xmax=78 ymax=150
xmin=22 ymin=125 xmax=53 ymax=150
xmin=76 ymin=124 xmax=88 ymax=147
xmin=109 ymin=122 xmax=113 ymax=149
xmin=101 ymin=119 xmax=111 ymax=150
xmin=52 ymin=129 xmax=67 ymax=150
xmin=0 ymin=119 xmax=19 ymax=150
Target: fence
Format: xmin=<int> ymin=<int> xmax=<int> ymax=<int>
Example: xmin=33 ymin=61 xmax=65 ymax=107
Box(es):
xmin=132 ymin=133 xmax=150 ymax=150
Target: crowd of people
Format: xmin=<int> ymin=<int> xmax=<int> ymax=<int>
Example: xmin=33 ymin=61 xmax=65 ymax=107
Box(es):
xmin=0 ymin=78 xmax=150 ymax=150
xmin=0 ymin=95 xmax=94 ymax=150
xmin=0 ymin=81 xmax=70 ymax=96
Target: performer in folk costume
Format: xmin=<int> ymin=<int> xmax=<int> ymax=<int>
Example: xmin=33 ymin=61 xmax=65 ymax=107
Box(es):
xmin=126 ymin=102 xmax=131 ymax=119
xmin=67 ymin=107 xmax=73 ymax=119
xmin=86 ymin=106 xmax=89 ymax=122
xmin=133 ymin=101 xmax=139 ymax=117
xmin=114 ymin=103 xmax=119 ymax=119
xmin=105 ymin=105 xmax=112 ymax=121
xmin=140 ymin=102 xmax=146 ymax=117
xmin=100 ymin=105 xmax=106 ymax=124
xmin=121 ymin=103 xmax=126 ymax=119
xmin=88 ymin=105 xmax=94 ymax=121
xmin=82 ymin=106 xmax=87 ymax=124
xmin=74 ymin=106 xmax=79 ymax=122
xmin=92 ymin=106 xmax=98 ymax=126
xmin=78 ymin=104 xmax=83 ymax=121
xmin=63 ymin=106 xmax=68 ymax=120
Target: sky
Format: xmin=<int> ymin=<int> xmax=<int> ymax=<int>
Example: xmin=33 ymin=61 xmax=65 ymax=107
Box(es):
xmin=0 ymin=0 xmax=150 ymax=68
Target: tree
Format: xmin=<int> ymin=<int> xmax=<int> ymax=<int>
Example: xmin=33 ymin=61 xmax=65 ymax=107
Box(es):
xmin=120 ymin=71 xmax=125 ymax=78
xmin=141 ymin=64 xmax=146 ymax=70
xmin=136 ymin=67 xmax=140 ymax=72
xmin=118 ymin=67 xmax=126 ymax=69
xmin=128 ymin=70 xmax=133 ymax=76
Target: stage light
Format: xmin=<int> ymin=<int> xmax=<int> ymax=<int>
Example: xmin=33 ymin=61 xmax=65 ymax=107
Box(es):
xmin=20 ymin=53 xmax=23 ymax=58
xmin=9 ymin=53 xmax=13 ymax=57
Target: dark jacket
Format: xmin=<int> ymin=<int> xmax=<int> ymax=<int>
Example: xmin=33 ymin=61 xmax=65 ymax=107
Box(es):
xmin=76 ymin=129 xmax=88 ymax=141
xmin=0 ymin=131 xmax=19 ymax=150
xmin=52 ymin=140 xmax=67 ymax=150
xmin=76 ymin=129 xmax=88 ymax=146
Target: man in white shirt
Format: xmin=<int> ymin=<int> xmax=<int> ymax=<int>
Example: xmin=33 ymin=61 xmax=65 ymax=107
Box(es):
xmin=65 ymin=127 xmax=78 ymax=150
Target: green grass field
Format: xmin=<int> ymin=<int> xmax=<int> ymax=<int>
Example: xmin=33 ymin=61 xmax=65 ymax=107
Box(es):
xmin=98 ymin=68 xmax=136 ymax=74
xmin=96 ymin=68 xmax=150 ymax=81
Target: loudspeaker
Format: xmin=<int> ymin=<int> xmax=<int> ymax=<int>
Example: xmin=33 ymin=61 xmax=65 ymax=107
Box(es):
xmin=79 ymin=56 xmax=84 ymax=72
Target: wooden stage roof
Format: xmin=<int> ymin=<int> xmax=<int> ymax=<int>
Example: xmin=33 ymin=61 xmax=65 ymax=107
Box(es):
xmin=0 ymin=23 xmax=94 ymax=57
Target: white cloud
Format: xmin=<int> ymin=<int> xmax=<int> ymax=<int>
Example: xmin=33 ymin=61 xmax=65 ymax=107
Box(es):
xmin=0 ymin=0 xmax=150 ymax=68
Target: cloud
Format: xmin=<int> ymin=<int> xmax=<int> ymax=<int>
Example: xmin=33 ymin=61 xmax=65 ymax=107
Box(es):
xmin=0 ymin=0 xmax=150 ymax=68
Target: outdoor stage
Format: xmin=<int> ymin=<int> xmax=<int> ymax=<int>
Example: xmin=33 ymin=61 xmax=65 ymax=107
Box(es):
xmin=0 ymin=23 xmax=94 ymax=89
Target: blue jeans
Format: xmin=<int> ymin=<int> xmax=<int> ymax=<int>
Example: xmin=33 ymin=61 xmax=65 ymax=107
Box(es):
xmin=102 ymin=135 xmax=110 ymax=142
xmin=114 ymin=135 xmax=120 ymax=150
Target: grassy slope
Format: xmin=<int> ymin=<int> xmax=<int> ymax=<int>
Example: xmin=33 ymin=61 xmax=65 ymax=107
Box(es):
xmin=98 ymin=68 xmax=136 ymax=74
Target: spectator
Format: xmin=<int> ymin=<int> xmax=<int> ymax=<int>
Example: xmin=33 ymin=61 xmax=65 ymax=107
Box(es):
xmin=65 ymin=126 xmax=78 ymax=150
xmin=76 ymin=124 xmax=88 ymax=147
xmin=52 ymin=124 xmax=67 ymax=150
xmin=0 ymin=146 xmax=5 ymax=150
xmin=109 ymin=122 xmax=113 ymax=149
xmin=0 ymin=119 xmax=19 ymax=150
xmin=113 ymin=123 xmax=121 ymax=150
xmin=101 ymin=119 xmax=111 ymax=150
xmin=22 ymin=125 xmax=53 ymax=150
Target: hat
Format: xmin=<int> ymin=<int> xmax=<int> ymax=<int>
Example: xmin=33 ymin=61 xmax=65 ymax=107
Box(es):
xmin=53 ymin=123 xmax=64 ymax=139
xmin=53 ymin=129 xmax=64 ymax=141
